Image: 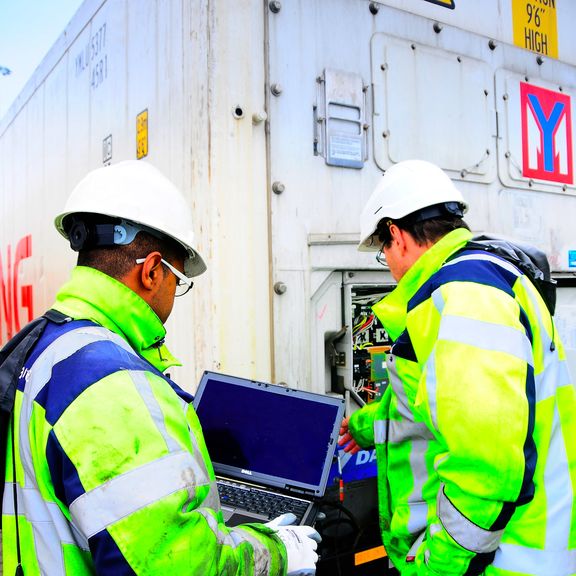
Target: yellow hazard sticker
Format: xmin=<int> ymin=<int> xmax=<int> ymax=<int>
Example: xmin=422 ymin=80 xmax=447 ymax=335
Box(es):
xmin=512 ymin=0 xmax=558 ymax=58
xmin=424 ymin=0 xmax=455 ymax=8
xmin=136 ymin=109 xmax=149 ymax=159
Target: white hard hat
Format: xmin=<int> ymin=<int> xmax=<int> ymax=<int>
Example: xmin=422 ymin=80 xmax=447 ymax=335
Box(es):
xmin=55 ymin=160 xmax=206 ymax=277
xmin=358 ymin=159 xmax=468 ymax=251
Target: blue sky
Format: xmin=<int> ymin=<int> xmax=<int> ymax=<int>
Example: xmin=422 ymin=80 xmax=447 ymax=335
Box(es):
xmin=0 ymin=0 xmax=84 ymax=118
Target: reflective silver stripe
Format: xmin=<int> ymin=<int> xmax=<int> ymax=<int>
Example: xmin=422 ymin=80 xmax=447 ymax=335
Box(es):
xmin=431 ymin=288 xmax=445 ymax=314
xmin=231 ymin=525 xmax=273 ymax=574
xmin=407 ymin=437 xmax=431 ymax=534
xmin=522 ymin=278 xmax=572 ymax=402
xmin=437 ymin=486 xmax=503 ymax=553
xmin=195 ymin=507 xmax=275 ymax=572
xmin=425 ymin=351 xmax=439 ymax=431
xmin=433 ymin=454 xmax=449 ymax=473
xmin=429 ymin=522 xmax=442 ymax=538
xmin=375 ymin=419 xmax=431 ymax=535
xmin=3 ymin=484 xmax=89 ymax=575
xmin=387 ymin=357 xmax=412 ymax=420
xmin=198 ymin=506 xmax=249 ymax=549
xmin=389 ymin=420 xmax=434 ymax=443
xmin=438 ymin=315 xmax=533 ymax=366
xmin=406 ymin=530 xmax=426 ymax=558
xmin=406 ymin=501 xmax=428 ymax=535
xmin=70 ymin=450 xmax=209 ymax=538
xmin=195 ymin=507 xmax=270 ymax=564
xmin=493 ymin=543 xmax=576 ymax=575
xmin=375 ymin=418 xmax=434 ymax=445
xmin=3 ymin=483 xmax=88 ymax=549
xmin=374 ymin=420 xmax=388 ymax=444
xmin=537 ymin=357 xmax=572 ymax=403
xmin=404 ymin=417 xmax=433 ymax=535
xmin=203 ymin=482 xmax=221 ymax=511
xmin=445 ymin=253 xmax=522 ymax=277
xmin=544 ymin=404 xmax=573 ymax=550
xmin=129 ymin=370 xmax=181 ymax=453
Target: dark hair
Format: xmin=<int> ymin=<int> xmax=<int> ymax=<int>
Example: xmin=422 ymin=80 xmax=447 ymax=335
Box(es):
xmin=376 ymin=210 xmax=469 ymax=248
xmin=71 ymin=215 xmax=186 ymax=280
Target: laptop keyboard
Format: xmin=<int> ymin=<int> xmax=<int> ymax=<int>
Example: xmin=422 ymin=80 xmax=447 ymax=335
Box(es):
xmin=217 ymin=479 xmax=310 ymax=523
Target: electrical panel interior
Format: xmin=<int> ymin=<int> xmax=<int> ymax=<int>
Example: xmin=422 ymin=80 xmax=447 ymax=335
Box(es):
xmin=350 ymin=286 xmax=393 ymax=404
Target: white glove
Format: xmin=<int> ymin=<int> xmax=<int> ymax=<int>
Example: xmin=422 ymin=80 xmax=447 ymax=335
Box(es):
xmin=266 ymin=513 xmax=321 ymax=576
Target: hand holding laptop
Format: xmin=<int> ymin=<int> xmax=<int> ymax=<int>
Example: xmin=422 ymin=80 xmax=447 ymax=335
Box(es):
xmin=266 ymin=513 xmax=321 ymax=575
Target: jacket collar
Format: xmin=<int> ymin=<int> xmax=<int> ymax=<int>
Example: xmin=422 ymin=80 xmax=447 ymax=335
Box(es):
xmin=373 ymin=228 xmax=472 ymax=341
xmin=52 ymin=266 xmax=181 ymax=372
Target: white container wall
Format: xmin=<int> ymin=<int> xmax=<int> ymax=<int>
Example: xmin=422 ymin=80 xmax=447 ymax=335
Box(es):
xmin=1 ymin=0 xmax=576 ymax=394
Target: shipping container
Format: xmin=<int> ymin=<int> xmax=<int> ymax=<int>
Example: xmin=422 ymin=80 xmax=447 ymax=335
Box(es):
xmin=1 ymin=0 xmax=575 ymax=411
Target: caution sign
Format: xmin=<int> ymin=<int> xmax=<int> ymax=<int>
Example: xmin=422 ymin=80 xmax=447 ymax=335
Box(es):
xmin=136 ymin=109 xmax=148 ymax=159
xmin=512 ymin=0 xmax=558 ymax=58
xmin=521 ymin=82 xmax=573 ymax=184
xmin=423 ymin=0 xmax=455 ymax=8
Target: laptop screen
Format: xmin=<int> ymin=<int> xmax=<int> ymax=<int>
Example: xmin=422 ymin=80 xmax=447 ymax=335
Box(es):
xmin=194 ymin=371 xmax=345 ymax=495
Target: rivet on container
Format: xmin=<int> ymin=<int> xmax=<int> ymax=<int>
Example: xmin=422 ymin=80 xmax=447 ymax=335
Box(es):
xmin=252 ymin=111 xmax=268 ymax=124
xmin=274 ymin=282 xmax=287 ymax=295
xmin=272 ymin=181 xmax=285 ymax=195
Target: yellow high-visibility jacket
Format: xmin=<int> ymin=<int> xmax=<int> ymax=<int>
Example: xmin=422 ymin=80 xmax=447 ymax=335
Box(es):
xmin=2 ymin=266 xmax=286 ymax=575
xmin=349 ymin=228 xmax=576 ymax=575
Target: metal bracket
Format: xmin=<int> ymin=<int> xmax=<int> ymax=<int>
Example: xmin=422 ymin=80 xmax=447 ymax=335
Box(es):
xmin=314 ymin=68 xmax=368 ymax=169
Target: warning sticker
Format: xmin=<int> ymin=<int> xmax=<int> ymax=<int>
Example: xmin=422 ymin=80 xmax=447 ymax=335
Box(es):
xmin=521 ymin=82 xmax=573 ymax=185
xmin=328 ymin=133 xmax=363 ymax=164
xmin=136 ymin=109 xmax=149 ymax=160
xmin=512 ymin=0 xmax=558 ymax=58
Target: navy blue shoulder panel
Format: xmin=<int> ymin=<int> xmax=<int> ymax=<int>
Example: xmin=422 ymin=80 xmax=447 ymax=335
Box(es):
xmin=26 ymin=320 xmax=192 ymax=424
xmin=408 ymin=250 xmax=518 ymax=313
xmin=22 ymin=319 xmax=95 ymax=378
xmin=36 ymin=339 xmax=154 ymax=425
xmin=392 ymin=329 xmax=418 ymax=362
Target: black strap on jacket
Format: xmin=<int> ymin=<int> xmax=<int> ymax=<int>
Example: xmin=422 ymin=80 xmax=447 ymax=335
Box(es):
xmin=462 ymin=235 xmax=557 ymax=317
xmin=0 ymin=309 xmax=71 ymax=575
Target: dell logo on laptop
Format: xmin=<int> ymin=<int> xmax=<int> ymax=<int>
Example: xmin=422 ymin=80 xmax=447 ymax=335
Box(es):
xmin=241 ymin=469 xmax=253 ymax=476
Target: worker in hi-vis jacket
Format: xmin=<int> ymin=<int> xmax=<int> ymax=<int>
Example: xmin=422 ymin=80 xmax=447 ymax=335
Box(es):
xmin=340 ymin=159 xmax=576 ymax=576
xmin=2 ymin=160 xmax=319 ymax=576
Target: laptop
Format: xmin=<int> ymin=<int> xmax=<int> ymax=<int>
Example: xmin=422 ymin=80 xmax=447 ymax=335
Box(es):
xmin=193 ymin=371 xmax=345 ymax=526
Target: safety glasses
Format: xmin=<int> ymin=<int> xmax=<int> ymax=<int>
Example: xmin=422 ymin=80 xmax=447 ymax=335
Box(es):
xmin=375 ymin=243 xmax=389 ymax=268
xmin=135 ymin=257 xmax=194 ymax=297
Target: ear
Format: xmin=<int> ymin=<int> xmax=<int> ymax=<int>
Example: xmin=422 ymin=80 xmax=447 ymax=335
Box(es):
xmin=389 ymin=224 xmax=408 ymax=252
xmin=138 ymin=252 xmax=165 ymax=292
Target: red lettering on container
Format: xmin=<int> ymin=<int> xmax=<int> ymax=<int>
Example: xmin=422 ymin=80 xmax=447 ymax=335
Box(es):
xmin=0 ymin=235 xmax=34 ymax=343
